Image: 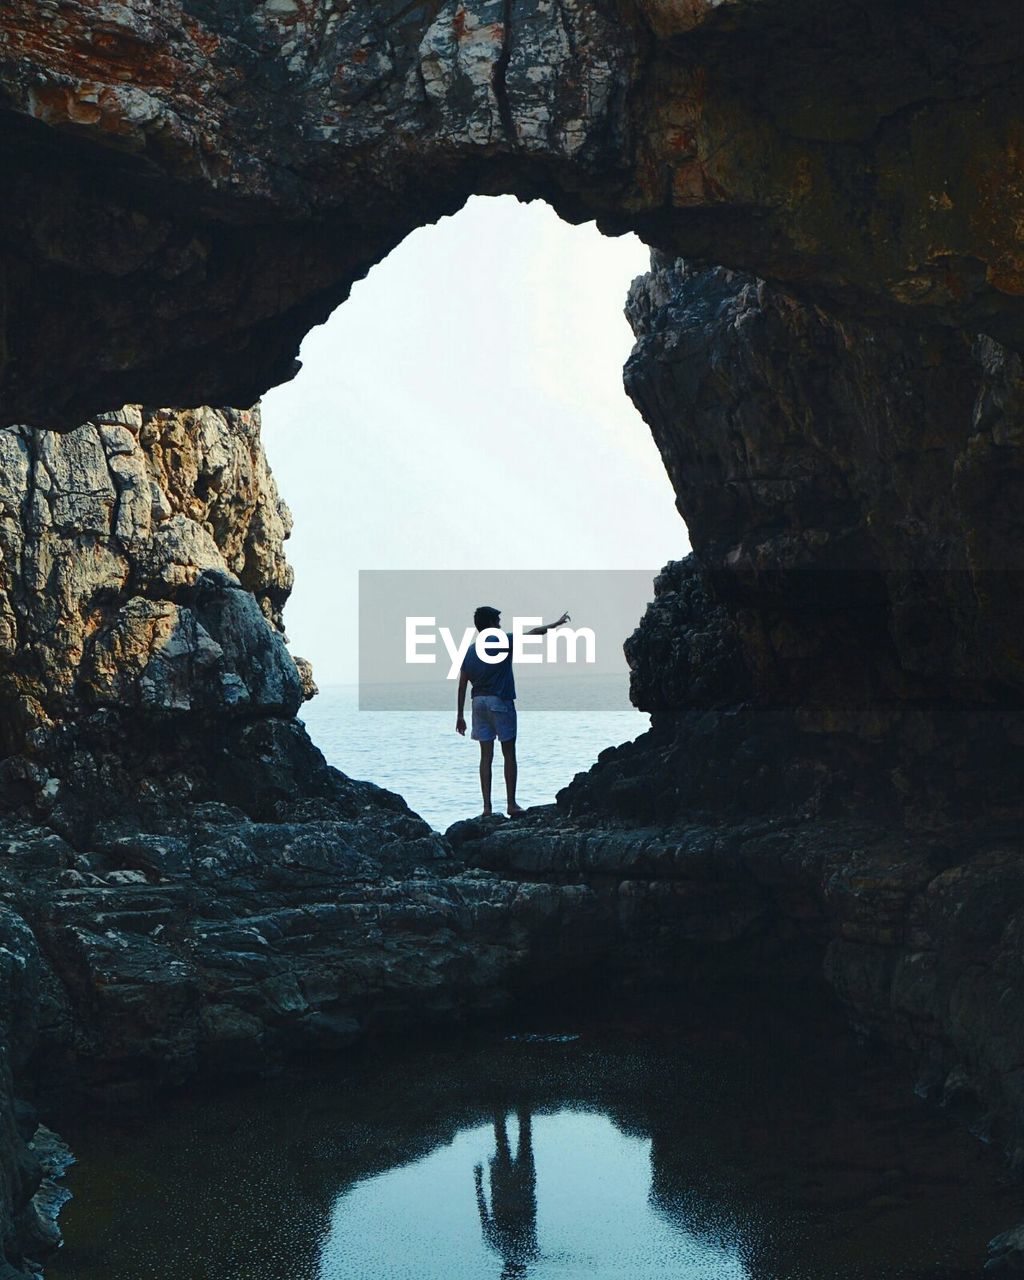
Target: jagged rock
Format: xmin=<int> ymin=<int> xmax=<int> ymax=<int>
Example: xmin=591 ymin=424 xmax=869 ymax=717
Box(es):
xmin=0 ymin=796 xmax=623 ymax=1114
xmin=0 ymin=405 xmax=300 ymax=764
xmin=988 ymin=1224 xmax=1024 ymax=1273
xmin=0 ymin=913 xmax=50 ymax=1278
xmin=559 ymin=260 xmax=1024 ymax=825
xmin=2 ymin=1 xmax=1024 ymax=422
xmin=21 ymin=1126 xmax=72 ymax=1267
xmin=293 ymin=656 xmax=318 ymax=703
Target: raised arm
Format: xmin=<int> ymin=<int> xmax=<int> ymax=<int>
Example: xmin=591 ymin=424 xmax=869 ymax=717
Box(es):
xmin=456 ymin=670 xmax=469 ymax=735
xmin=525 ymin=611 xmax=570 ymax=637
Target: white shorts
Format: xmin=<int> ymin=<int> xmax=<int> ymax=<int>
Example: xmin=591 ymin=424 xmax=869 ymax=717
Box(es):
xmin=471 ymin=695 xmax=517 ymax=743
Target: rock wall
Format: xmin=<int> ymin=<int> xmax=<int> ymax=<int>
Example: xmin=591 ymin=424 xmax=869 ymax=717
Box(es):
xmin=0 ymin=404 xmax=312 ymax=831
xmin=560 ymin=259 xmax=1024 ymax=827
xmin=0 ymin=402 xmax=313 ymax=1272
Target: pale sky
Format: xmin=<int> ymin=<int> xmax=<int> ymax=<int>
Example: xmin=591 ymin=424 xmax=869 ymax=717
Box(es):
xmin=260 ymin=195 xmax=689 ymax=684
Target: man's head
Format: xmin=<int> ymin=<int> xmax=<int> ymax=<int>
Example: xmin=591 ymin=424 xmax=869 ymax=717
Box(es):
xmin=474 ymin=605 xmax=501 ymax=632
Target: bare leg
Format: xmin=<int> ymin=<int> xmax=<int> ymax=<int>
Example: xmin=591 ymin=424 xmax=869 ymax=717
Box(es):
xmin=479 ymin=740 xmax=494 ymax=815
xmin=502 ymin=740 xmax=523 ymax=815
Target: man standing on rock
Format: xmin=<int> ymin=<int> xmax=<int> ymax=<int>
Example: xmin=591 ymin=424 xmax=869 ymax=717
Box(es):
xmin=456 ymin=605 xmax=569 ymax=817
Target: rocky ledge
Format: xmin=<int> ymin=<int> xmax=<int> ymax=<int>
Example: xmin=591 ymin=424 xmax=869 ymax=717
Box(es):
xmin=0 ymin=736 xmax=655 ymax=1277
xmin=453 ymin=807 xmax=1024 ymax=1174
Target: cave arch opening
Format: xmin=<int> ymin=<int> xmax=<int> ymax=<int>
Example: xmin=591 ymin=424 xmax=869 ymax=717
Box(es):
xmin=258 ymin=195 xmax=689 ymax=829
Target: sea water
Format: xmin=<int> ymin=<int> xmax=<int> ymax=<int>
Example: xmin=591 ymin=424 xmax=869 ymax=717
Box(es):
xmin=299 ymin=676 xmax=648 ymax=832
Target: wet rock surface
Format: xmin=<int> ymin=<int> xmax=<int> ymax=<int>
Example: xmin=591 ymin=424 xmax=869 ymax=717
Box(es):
xmin=450 ymin=808 xmax=1024 ymax=1169
xmin=0 ymin=727 xmax=639 ymax=1275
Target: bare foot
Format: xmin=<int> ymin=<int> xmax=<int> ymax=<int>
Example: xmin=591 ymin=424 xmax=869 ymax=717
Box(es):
xmin=481 ymin=806 xmax=493 ymax=817
xmin=507 ymin=804 xmax=525 ymax=817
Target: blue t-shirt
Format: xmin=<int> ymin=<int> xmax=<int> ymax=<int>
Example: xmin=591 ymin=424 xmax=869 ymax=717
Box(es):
xmin=461 ymin=631 xmax=516 ymax=701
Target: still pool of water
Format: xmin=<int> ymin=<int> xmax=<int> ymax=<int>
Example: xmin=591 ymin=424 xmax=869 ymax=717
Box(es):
xmin=321 ymin=1109 xmax=745 ymax=1280
xmin=48 ymin=1015 xmax=1020 ymax=1280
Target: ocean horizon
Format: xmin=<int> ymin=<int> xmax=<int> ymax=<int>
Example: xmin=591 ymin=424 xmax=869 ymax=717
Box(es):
xmin=299 ymin=676 xmax=648 ymax=832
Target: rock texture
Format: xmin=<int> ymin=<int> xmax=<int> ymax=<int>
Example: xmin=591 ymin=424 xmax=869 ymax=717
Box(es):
xmin=6 ymin=777 xmax=611 ymax=1096
xmin=0 ymin=401 xmax=319 ymax=1273
xmin=0 ymin=404 xmax=301 ymax=767
xmin=560 ymin=258 xmax=1024 ymax=828
xmin=2 ymin=3 xmax=1024 ymax=1275
xmin=486 ymin=258 xmax=1024 ymax=1237
xmin=2 ymin=0 xmax=1024 ymax=423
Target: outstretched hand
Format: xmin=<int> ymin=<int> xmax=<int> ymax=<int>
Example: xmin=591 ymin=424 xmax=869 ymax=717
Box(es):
xmin=555 ymin=610 xmax=570 ymax=626
xmin=456 ymin=716 xmax=467 ymax=736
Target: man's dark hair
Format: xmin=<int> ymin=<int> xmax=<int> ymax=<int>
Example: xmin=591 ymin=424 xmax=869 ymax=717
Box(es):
xmin=474 ymin=605 xmax=501 ymax=631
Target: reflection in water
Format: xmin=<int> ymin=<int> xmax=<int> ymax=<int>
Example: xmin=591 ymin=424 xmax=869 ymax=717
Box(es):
xmin=475 ymin=1110 xmax=538 ymax=1277
xmin=318 ymin=1106 xmax=749 ymax=1279
xmin=49 ymin=1011 xmax=1022 ymax=1280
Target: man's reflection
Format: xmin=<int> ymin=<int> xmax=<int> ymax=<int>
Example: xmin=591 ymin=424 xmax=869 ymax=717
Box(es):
xmin=474 ymin=1107 xmax=538 ymax=1277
